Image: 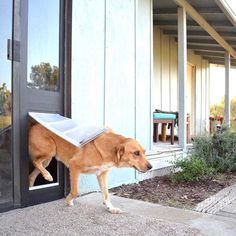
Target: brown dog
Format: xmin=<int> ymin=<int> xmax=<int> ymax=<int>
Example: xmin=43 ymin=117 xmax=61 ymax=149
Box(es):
xmin=28 ymin=123 xmax=152 ymax=213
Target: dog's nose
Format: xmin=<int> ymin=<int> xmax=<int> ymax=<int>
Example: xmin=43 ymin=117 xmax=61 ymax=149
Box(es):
xmin=147 ymin=163 xmax=152 ymax=170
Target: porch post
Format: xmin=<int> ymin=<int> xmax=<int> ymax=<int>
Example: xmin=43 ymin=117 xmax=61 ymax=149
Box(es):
xmin=177 ymin=7 xmax=187 ymax=150
xmin=224 ymin=51 xmax=230 ymax=126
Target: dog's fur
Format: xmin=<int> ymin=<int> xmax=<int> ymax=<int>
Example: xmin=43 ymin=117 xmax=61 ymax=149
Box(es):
xmin=28 ymin=123 xmax=152 ymax=213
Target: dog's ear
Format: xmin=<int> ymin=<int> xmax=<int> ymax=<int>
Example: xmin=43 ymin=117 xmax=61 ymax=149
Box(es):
xmin=116 ymin=144 xmax=125 ymax=163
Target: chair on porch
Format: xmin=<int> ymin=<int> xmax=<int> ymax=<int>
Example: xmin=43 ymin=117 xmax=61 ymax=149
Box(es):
xmin=153 ymin=111 xmax=177 ymax=145
xmin=153 ymin=110 xmax=190 ymax=145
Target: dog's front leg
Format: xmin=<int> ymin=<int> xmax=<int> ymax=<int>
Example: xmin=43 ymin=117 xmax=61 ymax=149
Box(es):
xmin=97 ymin=171 xmax=123 ymax=214
xmin=66 ymin=164 xmax=80 ymax=206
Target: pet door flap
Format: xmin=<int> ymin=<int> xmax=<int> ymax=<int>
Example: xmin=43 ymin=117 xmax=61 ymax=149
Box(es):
xmin=28 ymin=112 xmax=107 ymax=147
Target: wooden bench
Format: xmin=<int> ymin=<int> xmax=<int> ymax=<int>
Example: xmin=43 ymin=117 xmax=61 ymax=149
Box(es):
xmin=153 ymin=118 xmax=175 ymax=145
xmin=153 ymin=112 xmax=177 ymax=145
xmin=153 ymin=113 xmax=191 ymax=145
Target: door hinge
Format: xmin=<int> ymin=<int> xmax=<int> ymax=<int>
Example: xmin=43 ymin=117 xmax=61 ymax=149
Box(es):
xmin=7 ymin=39 xmax=20 ymax=62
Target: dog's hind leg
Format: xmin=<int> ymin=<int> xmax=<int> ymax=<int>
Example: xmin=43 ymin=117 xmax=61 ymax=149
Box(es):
xmin=32 ymin=157 xmax=54 ymax=183
xmin=66 ymin=163 xmax=80 ymax=206
xmin=29 ymin=168 xmax=40 ymax=187
xmin=29 ymin=158 xmax=52 ymax=187
xmin=97 ymin=171 xmax=123 ymax=214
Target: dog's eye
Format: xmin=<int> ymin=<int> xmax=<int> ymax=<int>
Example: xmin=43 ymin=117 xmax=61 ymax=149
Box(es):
xmin=133 ymin=151 xmax=140 ymax=156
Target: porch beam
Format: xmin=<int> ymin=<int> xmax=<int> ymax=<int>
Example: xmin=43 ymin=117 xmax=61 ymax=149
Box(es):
xmin=208 ymin=60 xmax=236 ymax=67
xmin=187 ymin=38 xmax=218 ymax=44
xmin=153 ymin=8 xmax=177 ymax=15
xmin=173 ymin=0 xmax=236 ymax=59
xmin=224 ymin=51 xmax=231 ymax=126
xmin=174 ymin=38 xmax=236 ymax=47
xmin=187 ymin=38 xmax=236 ymax=46
xmin=194 ymin=51 xmax=225 ymax=57
xmin=153 ymin=7 xmax=222 ymax=15
xmin=154 ymin=20 xmax=232 ymax=27
xmin=163 ymin=30 xmax=236 ymax=38
xmin=163 ymin=29 xmax=208 ymax=36
xmin=203 ymin=56 xmax=236 ymax=63
xmin=187 ymin=45 xmax=225 ymax=52
xmin=177 ymin=7 xmax=187 ymax=150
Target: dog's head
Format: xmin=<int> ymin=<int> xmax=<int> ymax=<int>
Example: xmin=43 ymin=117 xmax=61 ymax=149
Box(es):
xmin=116 ymin=139 xmax=152 ymax=173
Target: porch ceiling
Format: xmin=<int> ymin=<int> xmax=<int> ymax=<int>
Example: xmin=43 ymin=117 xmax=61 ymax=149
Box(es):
xmin=153 ymin=0 xmax=236 ymax=66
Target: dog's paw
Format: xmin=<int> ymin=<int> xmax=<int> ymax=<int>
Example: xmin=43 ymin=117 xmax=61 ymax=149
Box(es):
xmin=66 ymin=196 xmax=74 ymax=206
xmin=44 ymin=173 xmax=53 ymax=182
xmin=108 ymin=207 xmax=124 ymax=214
xmin=66 ymin=199 xmax=74 ymax=206
xmin=67 ymin=201 xmax=74 ymax=206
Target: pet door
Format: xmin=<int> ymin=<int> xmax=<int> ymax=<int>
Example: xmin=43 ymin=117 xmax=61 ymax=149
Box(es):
xmin=28 ymin=112 xmax=107 ymax=190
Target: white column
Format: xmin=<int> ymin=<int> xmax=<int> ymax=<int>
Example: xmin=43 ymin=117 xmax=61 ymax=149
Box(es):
xmin=178 ymin=7 xmax=187 ymax=150
xmin=224 ymin=51 xmax=230 ymax=126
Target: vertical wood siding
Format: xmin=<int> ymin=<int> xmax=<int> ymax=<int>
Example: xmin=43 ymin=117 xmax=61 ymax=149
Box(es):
xmin=72 ymin=0 xmax=105 ymax=127
xmin=105 ymin=0 xmax=135 ymax=137
xmin=72 ymin=0 xmax=152 ymax=193
xmin=153 ymin=27 xmax=210 ymax=135
xmin=136 ymin=0 xmax=152 ymax=149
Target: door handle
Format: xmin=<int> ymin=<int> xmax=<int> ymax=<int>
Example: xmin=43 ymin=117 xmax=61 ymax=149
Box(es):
xmin=7 ymin=39 xmax=20 ymax=62
xmin=7 ymin=39 xmax=12 ymax=60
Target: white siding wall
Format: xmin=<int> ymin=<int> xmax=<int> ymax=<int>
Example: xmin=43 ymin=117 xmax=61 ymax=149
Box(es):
xmin=72 ymin=0 xmax=152 ymax=193
xmin=72 ymin=0 xmax=105 ymax=127
xmin=136 ymin=0 xmax=152 ymax=148
xmin=105 ymin=0 xmax=135 ymax=137
xmin=72 ymin=0 xmax=152 ymax=148
xmin=153 ymin=27 xmax=210 ymax=135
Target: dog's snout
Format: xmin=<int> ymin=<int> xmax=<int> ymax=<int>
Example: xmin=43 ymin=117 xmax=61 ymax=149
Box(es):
xmin=147 ymin=163 xmax=152 ymax=170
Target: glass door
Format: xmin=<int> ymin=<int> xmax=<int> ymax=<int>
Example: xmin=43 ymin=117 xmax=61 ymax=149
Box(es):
xmin=0 ymin=0 xmax=13 ymax=212
xmin=27 ymin=0 xmax=61 ymax=191
xmin=1 ymin=0 xmax=71 ymax=210
xmin=18 ymin=0 xmax=69 ymax=206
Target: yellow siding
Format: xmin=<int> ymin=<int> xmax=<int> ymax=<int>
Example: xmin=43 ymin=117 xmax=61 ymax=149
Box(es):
xmin=153 ymin=27 xmax=178 ymax=111
xmin=170 ymin=37 xmax=178 ymax=111
xmin=161 ymin=33 xmax=170 ymax=109
xmin=153 ymin=26 xmax=210 ymax=135
xmin=153 ymin=27 xmax=162 ymax=109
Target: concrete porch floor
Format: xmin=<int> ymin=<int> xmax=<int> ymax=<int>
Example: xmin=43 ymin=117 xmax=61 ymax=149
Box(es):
xmin=152 ymin=141 xmax=183 ymax=152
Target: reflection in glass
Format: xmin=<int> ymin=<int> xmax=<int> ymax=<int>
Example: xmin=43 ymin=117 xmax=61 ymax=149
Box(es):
xmin=27 ymin=0 xmax=60 ymax=91
xmin=28 ymin=0 xmax=60 ymax=188
xmin=0 ymin=0 xmax=13 ymax=206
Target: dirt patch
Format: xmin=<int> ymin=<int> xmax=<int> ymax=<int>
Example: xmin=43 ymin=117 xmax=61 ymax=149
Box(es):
xmin=111 ymin=173 xmax=236 ymax=209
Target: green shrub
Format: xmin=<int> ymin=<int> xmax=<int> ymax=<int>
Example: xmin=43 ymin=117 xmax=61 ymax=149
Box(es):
xmin=171 ymin=126 xmax=236 ymax=183
xmin=193 ymin=126 xmax=236 ymax=173
xmin=170 ymin=156 xmax=215 ymax=183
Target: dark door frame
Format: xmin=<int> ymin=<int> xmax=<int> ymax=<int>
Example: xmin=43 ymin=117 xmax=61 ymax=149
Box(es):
xmin=12 ymin=0 xmax=72 ymax=208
